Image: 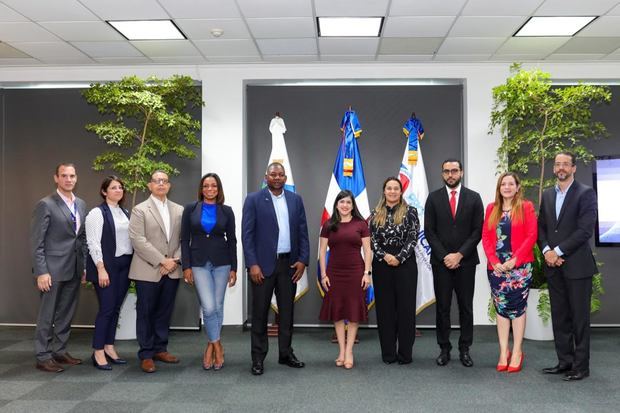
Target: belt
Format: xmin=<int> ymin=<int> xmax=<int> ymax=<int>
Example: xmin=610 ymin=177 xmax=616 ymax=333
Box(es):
xmin=277 ymin=252 xmax=291 ymax=260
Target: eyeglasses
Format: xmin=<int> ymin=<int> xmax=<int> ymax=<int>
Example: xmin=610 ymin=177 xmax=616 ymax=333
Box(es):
xmin=442 ymin=169 xmax=461 ymax=175
xmin=554 ymin=162 xmax=573 ymax=168
xmin=151 ymin=178 xmax=169 ymax=185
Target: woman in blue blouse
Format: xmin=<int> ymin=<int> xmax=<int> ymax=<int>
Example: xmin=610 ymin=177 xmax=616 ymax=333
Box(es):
xmin=181 ymin=173 xmax=237 ymax=371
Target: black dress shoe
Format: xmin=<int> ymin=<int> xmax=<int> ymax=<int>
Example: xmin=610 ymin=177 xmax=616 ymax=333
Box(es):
xmin=104 ymin=353 xmax=127 ymax=365
xmin=383 ymin=359 xmax=396 ymax=365
xmin=542 ymin=364 xmax=572 ymax=374
xmin=436 ymin=351 xmax=450 ymax=366
xmin=91 ymin=354 xmax=112 ymax=371
xmin=278 ymin=353 xmax=305 ymax=368
xmin=563 ymin=370 xmax=589 ymax=381
xmin=251 ymin=361 xmax=264 ymax=375
xmin=397 ymin=359 xmax=413 ymax=365
xmin=459 ymin=351 xmax=474 ymax=367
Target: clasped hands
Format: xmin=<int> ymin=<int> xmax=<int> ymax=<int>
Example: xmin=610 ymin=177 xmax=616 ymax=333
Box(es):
xmin=160 ymin=257 xmax=179 ymax=275
xmin=492 ymin=257 xmax=517 ymax=275
xmin=544 ymin=250 xmax=565 ymax=267
xmin=443 ymin=252 xmax=463 ymax=270
xmin=383 ymin=253 xmax=400 ymax=267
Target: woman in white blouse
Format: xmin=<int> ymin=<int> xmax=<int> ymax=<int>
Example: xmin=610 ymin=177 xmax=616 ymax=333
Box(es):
xmin=85 ymin=176 xmax=133 ymax=370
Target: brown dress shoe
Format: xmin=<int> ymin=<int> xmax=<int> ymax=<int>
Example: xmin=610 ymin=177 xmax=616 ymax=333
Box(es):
xmin=53 ymin=352 xmax=82 ymax=365
xmin=141 ymin=358 xmax=156 ymax=373
xmin=36 ymin=359 xmax=64 ymax=373
xmin=154 ymin=352 xmax=179 ymax=363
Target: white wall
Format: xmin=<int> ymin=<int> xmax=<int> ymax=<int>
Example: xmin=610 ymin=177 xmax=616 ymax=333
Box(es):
xmin=3 ymin=61 xmax=619 ymax=325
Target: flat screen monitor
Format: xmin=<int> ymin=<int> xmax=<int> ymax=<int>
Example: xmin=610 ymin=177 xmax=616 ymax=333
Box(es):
xmin=593 ymin=155 xmax=620 ymax=246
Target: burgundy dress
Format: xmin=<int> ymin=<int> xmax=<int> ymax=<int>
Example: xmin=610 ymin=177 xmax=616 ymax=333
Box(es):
xmin=319 ymin=218 xmax=369 ymax=322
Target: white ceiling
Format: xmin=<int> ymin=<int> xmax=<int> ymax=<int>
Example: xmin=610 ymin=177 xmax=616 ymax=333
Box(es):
xmin=1 ymin=0 xmax=620 ymax=66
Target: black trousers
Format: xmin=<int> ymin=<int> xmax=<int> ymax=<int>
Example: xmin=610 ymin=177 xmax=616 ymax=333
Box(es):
xmin=373 ymin=258 xmax=418 ymax=363
xmin=548 ymin=270 xmax=592 ymax=373
xmin=135 ymin=276 xmax=179 ymax=360
xmin=251 ymin=257 xmax=296 ymax=363
xmin=432 ymin=264 xmax=475 ymax=352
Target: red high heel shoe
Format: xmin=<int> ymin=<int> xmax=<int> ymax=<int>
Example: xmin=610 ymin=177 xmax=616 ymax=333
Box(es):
xmin=496 ymin=351 xmax=511 ymax=372
xmin=507 ymin=353 xmax=524 ymax=373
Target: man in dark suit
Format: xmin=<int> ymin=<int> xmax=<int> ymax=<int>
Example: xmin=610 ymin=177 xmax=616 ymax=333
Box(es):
xmin=539 ymin=152 xmax=598 ymax=381
xmin=31 ymin=163 xmax=87 ymax=372
xmin=424 ymin=159 xmax=483 ymax=367
xmin=242 ymin=162 xmax=309 ymax=375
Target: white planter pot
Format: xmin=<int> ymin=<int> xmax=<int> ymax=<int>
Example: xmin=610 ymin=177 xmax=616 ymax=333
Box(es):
xmin=524 ymin=288 xmax=554 ymax=341
xmin=116 ymin=293 xmax=137 ymax=340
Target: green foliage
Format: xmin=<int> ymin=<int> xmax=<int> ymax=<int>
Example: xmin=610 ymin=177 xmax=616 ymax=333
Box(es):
xmin=83 ymin=75 xmax=204 ymax=206
xmin=536 ymin=288 xmax=551 ymax=324
xmin=488 ymin=296 xmax=497 ymax=323
xmin=489 ymin=63 xmax=611 ymax=206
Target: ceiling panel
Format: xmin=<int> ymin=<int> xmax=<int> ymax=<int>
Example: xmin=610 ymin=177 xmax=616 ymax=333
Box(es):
xmin=0 ymin=42 xmax=30 ymax=58
xmin=194 ymin=39 xmax=260 ymax=56
xmin=8 ymin=41 xmax=91 ymax=60
xmin=321 ymin=55 xmax=376 ymax=61
xmin=553 ymin=37 xmax=620 ymax=54
xmin=0 ymin=3 xmax=28 ymax=22
xmin=315 ymin=0 xmax=388 ymax=17
xmin=319 ymin=38 xmax=379 ymax=55
xmin=449 ymin=16 xmax=526 ymax=37
xmin=158 ymin=0 xmax=240 ymax=19
xmin=150 ymin=55 xmax=208 ymax=64
xmin=206 ymin=55 xmax=263 ymax=62
xmin=71 ymin=41 xmax=144 ymax=57
xmin=434 ymin=54 xmax=492 ymax=61
xmin=263 ymin=54 xmax=318 ymax=62
xmin=236 ymin=0 xmax=312 ymax=18
xmin=535 ymin=0 xmax=619 ymax=16
xmin=1 ymin=0 xmax=99 ymax=21
xmin=389 ymin=0 xmax=467 ymax=16
xmin=256 ymin=38 xmax=317 ymax=55
xmin=546 ymin=53 xmax=605 ymax=61
xmin=461 ymin=0 xmax=544 ymax=16
xmin=0 ymin=57 xmax=40 ymax=64
xmin=577 ymin=17 xmax=620 ymax=37
xmin=78 ymin=0 xmax=171 ymax=20
xmin=175 ymin=19 xmax=251 ymax=40
xmin=40 ymin=22 xmax=123 ymax=42
xmin=0 ymin=22 xmax=60 ymax=42
xmin=383 ymin=16 xmax=456 ymax=37
xmin=379 ymin=37 xmax=443 ymax=54
xmin=495 ymin=37 xmax=569 ymax=55
xmin=438 ymin=37 xmax=505 ymax=54
xmin=247 ymin=17 xmax=315 ymax=38
xmin=130 ymin=40 xmax=203 ymax=57
xmin=376 ymin=54 xmax=434 ymax=61
xmin=94 ymin=56 xmax=152 ymax=64
xmin=490 ymin=53 xmax=546 ymax=61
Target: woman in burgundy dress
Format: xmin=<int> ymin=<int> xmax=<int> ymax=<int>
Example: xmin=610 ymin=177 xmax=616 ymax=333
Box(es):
xmin=319 ymin=190 xmax=372 ymax=369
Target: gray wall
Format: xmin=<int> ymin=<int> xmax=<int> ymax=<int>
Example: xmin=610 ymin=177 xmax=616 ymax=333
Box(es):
xmin=246 ymin=85 xmax=464 ymax=326
xmin=0 ymin=88 xmax=201 ymax=328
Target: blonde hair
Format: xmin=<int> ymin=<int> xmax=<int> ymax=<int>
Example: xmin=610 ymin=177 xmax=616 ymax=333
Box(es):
xmin=372 ymin=177 xmax=408 ymax=227
xmin=487 ymin=172 xmax=525 ymax=229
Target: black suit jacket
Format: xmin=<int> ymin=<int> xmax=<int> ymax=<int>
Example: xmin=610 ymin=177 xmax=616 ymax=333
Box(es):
xmin=538 ymin=180 xmax=598 ymax=279
xmin=181 ymin=201 xmax=237 ymax=271
xmin=424 ymin=186 xmax=484 ymax=267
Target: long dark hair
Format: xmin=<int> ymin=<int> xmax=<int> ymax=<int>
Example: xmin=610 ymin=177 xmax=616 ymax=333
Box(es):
xmin=99 ymin=175 xmax=126 ymax=207
xmin=326 ymin=190 xmax=364 ymax=232
xmin=198 ymin=172 xmax=225 ymax=204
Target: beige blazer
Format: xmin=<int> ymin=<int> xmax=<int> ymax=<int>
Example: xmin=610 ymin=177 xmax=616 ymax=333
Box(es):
xmin=128 ymin=197 xmax=183 ymax=282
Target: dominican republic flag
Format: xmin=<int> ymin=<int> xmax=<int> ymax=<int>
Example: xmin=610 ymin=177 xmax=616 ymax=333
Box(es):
xmin=262 ymin=116 xmax=309 ymax=311
xmin=317 ymin=109 xmax=374 ymax=309
xmin=399 ymin=115 xmax=435 ymax=313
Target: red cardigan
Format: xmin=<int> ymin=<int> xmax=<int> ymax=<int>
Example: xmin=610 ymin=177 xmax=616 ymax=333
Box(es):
xmin=482 ymin=200 xmax=538 ymax=270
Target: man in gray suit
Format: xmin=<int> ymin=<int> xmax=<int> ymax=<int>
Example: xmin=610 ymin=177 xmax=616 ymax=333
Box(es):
xmin=129 ymin=170 xmax=183 ymax=373
xmin=31 ymin=163 xmax=87 ymax=372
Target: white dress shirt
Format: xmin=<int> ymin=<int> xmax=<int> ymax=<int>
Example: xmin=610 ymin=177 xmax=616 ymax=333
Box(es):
xmin=85 ymin=205 xmax=133 ymax=264
xmin=445 ymin=183 xmax=462 ymax=213
xmin=150 ymin=195 xmax=171 ymax=241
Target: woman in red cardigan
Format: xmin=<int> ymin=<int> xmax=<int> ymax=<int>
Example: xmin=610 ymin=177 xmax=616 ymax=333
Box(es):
xmin=482 ymin=172 xmax=537 ymax=373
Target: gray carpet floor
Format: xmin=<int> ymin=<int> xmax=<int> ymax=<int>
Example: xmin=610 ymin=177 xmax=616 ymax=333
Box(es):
xmin=0 ymin=325 xmax=619 ymax=413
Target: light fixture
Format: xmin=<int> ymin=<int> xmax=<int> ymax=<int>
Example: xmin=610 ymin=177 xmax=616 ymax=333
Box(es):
xmin=514 ymin=16 xmax=597 ymax=37
xmin=317 ymin=17 xmax=383 ymax=37
xmin=107 ymin=20 xmax=186 ymax=40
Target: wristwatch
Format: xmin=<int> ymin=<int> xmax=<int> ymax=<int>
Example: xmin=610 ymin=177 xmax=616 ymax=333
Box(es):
xmin=364 ymin=270 xmax=372 ymax=276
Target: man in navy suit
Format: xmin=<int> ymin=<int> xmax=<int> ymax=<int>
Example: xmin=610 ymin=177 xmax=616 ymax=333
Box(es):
xmin=539 ymin=152 xmax=598 ymax=381
xmin=242 ymin=162 xmax=309 ymax=375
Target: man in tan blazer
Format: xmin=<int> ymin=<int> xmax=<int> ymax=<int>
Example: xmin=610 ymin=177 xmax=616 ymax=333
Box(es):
xmin=129 ymin=170 xmax=184 ymax=373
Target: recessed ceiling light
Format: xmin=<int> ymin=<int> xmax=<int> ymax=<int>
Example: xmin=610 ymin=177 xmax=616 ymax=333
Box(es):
xmin=107 ymin=20 xmax=186 ymax=40
xmin=318 ymin=17 xmax=383 ymax=37
xmin=514 ymin=16 xmax=597 ymax=37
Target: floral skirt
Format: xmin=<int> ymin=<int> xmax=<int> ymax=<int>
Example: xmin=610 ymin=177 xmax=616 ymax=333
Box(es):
xmin=487 ymin=263 xmax=533 ymax=320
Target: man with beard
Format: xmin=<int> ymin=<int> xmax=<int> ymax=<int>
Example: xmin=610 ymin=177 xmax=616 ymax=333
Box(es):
xmin=539 ymin=152 xmax=598 ymax=381
xmin=242 ymin=162 xmax=309 ymax=375
xmin=424 ymin=159 xmax=483 ymax=367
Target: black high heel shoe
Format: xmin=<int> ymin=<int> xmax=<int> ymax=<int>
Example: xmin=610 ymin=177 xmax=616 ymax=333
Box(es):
xmin=104 ymin=352 xmax=127 ymax=365
xmin=92 ymin=353 xmax=112 ymax=371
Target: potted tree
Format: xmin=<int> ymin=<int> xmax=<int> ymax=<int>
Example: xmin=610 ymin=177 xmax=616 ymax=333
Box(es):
xmin=488 ymin=63 xmax=609 ymax=340
xmin=83 ymin=75 xmax=203 ymax=339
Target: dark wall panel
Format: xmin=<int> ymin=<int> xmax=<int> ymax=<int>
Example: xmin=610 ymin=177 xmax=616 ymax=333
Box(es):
xmin=0 ymin=88 xmax=201 ymax=328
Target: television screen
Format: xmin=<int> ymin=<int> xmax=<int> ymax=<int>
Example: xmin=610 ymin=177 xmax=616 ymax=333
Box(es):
xmin=593 ymin=155 xmax=620 ymax=246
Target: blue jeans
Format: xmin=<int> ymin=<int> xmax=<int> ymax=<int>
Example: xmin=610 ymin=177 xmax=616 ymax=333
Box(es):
xmin=192 ymin=262 xmax=230 ymax=342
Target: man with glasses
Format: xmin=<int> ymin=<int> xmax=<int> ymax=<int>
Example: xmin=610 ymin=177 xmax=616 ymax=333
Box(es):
xmin=539 ymin=152 xmax=598 ymax=381
xmin=129 ymin=170 xmax=184 ymax=373
xmin=31 ymin=163 xmax=87 ymax=372
xmin=424 ymin=159 xmax=483 ymax=367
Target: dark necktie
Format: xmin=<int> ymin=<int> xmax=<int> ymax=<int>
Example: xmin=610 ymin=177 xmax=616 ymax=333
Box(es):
xmin=449 ymin=190 xmax=457 ymax=218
